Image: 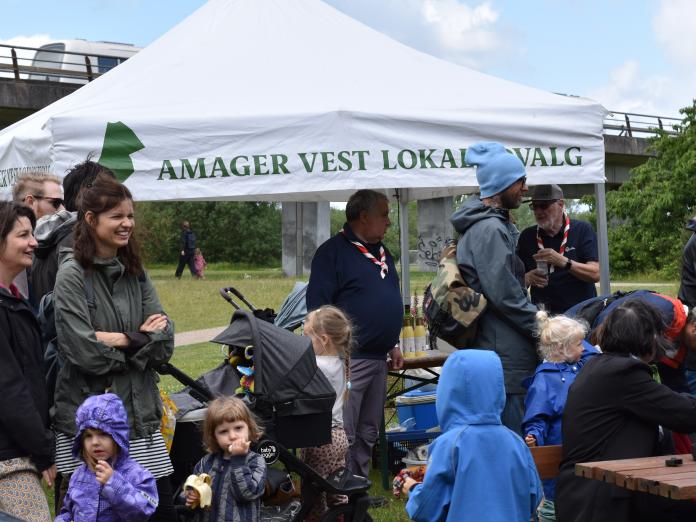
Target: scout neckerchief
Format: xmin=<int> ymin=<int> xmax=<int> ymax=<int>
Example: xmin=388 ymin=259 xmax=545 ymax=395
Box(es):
xmin=536 ymin=212 xmax=570 ymax=273
xmin=341 ymin=229 xmax=388 ymax=279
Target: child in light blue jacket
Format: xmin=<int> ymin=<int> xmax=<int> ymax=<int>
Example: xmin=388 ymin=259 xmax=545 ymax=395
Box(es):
xmin=402 ymin=350 xmax=542 ymax=522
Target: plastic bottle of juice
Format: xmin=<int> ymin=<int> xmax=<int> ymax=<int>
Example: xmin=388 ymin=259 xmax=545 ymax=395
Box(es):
xmin=414 ymin=315 xmax=427 ymax=357
xmin=401 ymin=305 xmax=415 ymax=359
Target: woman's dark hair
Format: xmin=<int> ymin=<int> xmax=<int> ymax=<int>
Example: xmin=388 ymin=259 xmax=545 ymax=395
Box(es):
xmin=72 ymin=174 xmax=142 ymax=275
xmin=593 ymin=299 xmax=667 ymax=358
xmin=63 ymin=159 xmax=116 ymax=212
xmin=0 ymin=201 xmax=36 ymax=251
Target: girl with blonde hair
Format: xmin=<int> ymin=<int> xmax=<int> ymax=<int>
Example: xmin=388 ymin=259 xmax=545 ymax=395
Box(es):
xmin=301 ymin=305 xmax=354 ymax=520
xmin=522 ymin=310 xmax=598 ymax=522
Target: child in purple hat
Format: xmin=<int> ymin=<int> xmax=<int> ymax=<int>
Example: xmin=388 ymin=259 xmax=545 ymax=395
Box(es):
xmin=55 ymin=393 xmax=159 ymax=522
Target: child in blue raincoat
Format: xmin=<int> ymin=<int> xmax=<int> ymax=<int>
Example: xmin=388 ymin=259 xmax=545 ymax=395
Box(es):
xmin=401 ymin=350 xmax=542 ymax=522
xmin=522 ymin=311 xmax=599 ymax=522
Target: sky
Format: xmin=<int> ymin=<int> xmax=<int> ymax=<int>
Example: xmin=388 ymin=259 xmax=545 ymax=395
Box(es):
xmin=1 ymin=0 xmax=693 ymax=118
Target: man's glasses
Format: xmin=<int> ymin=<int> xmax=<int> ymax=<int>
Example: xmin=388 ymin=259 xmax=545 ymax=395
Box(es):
xmin=32 ymin=195 xmax=64 ymax=209
xmin=529 ymin=200 xmax=558 ymax=211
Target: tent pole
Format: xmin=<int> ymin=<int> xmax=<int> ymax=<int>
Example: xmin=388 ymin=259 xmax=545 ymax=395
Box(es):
xmin=295 ymin=203 xmax=303 ymax=277
xmin=594 ymin=183 xmax=611 ymax=295
xmin=398 ymin=189 xmax=410 ymax=307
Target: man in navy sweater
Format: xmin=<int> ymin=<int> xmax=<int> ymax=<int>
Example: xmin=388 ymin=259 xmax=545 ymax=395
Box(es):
xmin=307 ymin=189 xmax=404 ymax=477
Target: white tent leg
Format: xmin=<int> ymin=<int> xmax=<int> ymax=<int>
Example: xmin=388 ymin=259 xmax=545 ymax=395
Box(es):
xmin=594 ymin=183 xmax=611 ymax=295
xmin=398 ymin=190 xmax=410 ymax=307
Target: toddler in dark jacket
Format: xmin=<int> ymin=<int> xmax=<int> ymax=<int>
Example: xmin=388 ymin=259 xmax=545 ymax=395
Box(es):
xmin=185 ymin=396 xmax=267 ymax=522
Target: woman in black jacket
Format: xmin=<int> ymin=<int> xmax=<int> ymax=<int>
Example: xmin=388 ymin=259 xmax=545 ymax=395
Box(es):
xmin=556 ymin=299 xmax=696 ymax=522
xmin=0 ymin=201 xmax=53 ymax=521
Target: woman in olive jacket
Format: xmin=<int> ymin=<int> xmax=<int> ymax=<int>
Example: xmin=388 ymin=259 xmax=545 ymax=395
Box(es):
xmin=556 ymin=299 xmax=696 ymax=522
xmin=0 ymin=202 xmax=53 ymax=521
xmin=52 ymin=174 xmax=176 ymax=520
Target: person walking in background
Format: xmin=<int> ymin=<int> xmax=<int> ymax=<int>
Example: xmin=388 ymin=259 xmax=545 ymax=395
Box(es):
xmin=193 ymin=247 xmax=207 ymax=280
xmin=56 ymin=394 xmax=159 ymax=522
xmin=0 ymin=202 xmax=54 ymax=522
xmin=175 ymin=220 xmax=197 ymax=279
xmin=517 ymin=184 xmax=600 ymax=315
xmin=307 ymin=189 xmax=403 ymax=479
xmin=52 ymin=174 xmax=176 ymax=520
xmin=450 ymin=141 xmax=538 ymax=435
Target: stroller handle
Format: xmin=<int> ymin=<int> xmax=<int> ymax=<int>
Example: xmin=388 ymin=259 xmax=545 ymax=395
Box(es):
xmin=219 ymin=286 xmax=258 ymax=311
xmin=156 ymin=363 xmax=214 ymax=403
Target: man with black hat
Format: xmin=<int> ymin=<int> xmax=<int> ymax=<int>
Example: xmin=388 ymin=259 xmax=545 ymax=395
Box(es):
xmin=450 ymin=141 xmax=538 ymax=434
xmin=517 ymin=184 xmax=600 ymax=315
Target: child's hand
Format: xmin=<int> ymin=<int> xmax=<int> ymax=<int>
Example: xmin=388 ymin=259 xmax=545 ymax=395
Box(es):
xmin=525 ymin=434 xmax=537 ymax=447
xmin=402 ymin=476 xmax=419 ymax=497
xmin=228 ymin=440 xmax=251 ymax=456
xmin=95 ymin=460 xmax=113 ymax=485
xmin=185 ymin=488 xmax=201 ymax=508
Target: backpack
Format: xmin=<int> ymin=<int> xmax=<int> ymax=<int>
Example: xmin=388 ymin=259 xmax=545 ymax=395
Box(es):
xmin=38 ymin=274 xmax=95 ymax=414
xmin=422 ymin=242 xmax=487 ymax=349
xmin=566 ymin=290 xmax=639 ymax=328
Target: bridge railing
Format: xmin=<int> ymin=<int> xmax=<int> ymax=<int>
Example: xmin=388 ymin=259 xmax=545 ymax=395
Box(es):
xmin=603 ymin=111 xmax=681 ymax=138
xmin=0 ymin=43 xmax=122 ymax=83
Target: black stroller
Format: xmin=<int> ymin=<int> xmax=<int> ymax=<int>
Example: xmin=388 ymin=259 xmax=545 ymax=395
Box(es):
xmin=159 ymin=289 xmax=373 ymax=522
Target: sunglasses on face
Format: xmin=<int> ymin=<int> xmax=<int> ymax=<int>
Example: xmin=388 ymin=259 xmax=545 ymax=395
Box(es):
xmin=32 ymin=195 xmax=64 ymax=209
xmin=530 ymin=200 xmax=558 ymax=211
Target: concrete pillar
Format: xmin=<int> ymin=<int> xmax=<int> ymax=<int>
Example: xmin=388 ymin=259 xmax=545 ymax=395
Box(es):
xmin=282 ymin=202 xmax=330 ymax=276
xmin=416 ymin=197 xmax=454 ymax=272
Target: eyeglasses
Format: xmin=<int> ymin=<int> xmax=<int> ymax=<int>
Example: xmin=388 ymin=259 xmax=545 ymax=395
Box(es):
xmin=31 ymin=195 xmax=64 ymax=210
xmin=530 ymin=200 xmax=558 ymax=211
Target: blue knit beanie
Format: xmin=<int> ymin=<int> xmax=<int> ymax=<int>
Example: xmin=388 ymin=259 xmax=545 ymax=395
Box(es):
xmin=465 ymin=142 xmax=526 ymax=198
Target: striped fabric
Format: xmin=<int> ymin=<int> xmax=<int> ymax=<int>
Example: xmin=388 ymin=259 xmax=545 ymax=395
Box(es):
xmin=55 ymin=431 xmax=174 ymax=478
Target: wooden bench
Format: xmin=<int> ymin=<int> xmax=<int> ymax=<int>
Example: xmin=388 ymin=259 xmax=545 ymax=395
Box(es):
xmin=531 ymin=445 xmax=563 ymax=480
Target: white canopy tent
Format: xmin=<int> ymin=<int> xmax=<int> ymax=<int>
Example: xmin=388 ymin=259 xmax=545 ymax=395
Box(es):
xmin=0 ymin=0 xmax=610 ymax=294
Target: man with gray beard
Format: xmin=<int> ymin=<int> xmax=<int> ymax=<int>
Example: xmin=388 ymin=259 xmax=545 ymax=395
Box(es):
xmin=517 ymin=184 xmax=600 ymax=315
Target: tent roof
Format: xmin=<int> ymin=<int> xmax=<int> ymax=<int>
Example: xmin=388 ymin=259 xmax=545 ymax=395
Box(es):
xmin=0 ymin=0 xmax=607 ymax=202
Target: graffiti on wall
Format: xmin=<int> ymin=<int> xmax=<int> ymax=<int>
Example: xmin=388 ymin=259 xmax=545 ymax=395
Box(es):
xmin=417 ymin=234 xmax=454 ymax=269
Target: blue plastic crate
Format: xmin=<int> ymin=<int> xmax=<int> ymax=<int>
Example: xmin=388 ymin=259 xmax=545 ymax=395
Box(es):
xmin=395 ymin=389 xmax=438 ymax=430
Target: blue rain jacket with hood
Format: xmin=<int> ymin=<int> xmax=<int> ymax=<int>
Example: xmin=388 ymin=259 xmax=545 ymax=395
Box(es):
xmin=406 ymin=350 xmax=542 ymax=522
xmin=56 ymin=393 xmax=159 ymax=522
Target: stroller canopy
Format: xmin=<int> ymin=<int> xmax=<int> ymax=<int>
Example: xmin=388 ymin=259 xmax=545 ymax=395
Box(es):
xmin=212 ymin=310 xmax=335 ymax=416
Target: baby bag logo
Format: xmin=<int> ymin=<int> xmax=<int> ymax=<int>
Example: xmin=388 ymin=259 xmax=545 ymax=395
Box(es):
xmin=97 ymin=121 xmax=145 ymax=182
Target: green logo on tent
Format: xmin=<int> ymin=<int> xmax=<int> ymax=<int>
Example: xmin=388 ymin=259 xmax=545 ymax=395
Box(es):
xmin=98 ymin=121 xmax=145 ymax=182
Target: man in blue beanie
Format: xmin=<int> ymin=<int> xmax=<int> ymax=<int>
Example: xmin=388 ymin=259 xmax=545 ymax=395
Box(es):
xmin=449 ymin=141 xmax=539 ymax=435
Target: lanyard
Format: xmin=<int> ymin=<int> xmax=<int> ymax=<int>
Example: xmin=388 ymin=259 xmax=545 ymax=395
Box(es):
xmin=341 ymin=230 xmax=388 ymax=279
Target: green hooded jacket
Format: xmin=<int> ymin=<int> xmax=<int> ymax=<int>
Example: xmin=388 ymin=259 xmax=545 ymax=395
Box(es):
xmin=53 ymin=252 xmax=174 ymax=438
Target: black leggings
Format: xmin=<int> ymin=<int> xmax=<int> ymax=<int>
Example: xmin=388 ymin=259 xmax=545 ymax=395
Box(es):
xmin=151 ymin=476 xmax=177 ymax=522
